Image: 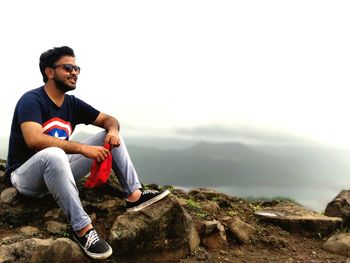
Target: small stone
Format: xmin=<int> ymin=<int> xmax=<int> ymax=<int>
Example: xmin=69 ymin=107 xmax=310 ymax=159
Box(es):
xmin=20 ymin=226 xmax=40 ymax=236
xmin=90 ymin=212 xmax=97 ymax=222
xmin=220 ymin=250 xmax=229 ymax=256
xmin=44 ymin=208 xmax=62 ymax=219
xmin=91 ymin=199 xmax=118 ymax=210
xmin=45 ymin=221 xmax=67 ymax=235
xmin=1 ymin=187 xmax=19 ymax=205
xmin=204 ymin=220 xmax=219 ymax=234
xmin=233 ymin=250 xmax=244 ymax=257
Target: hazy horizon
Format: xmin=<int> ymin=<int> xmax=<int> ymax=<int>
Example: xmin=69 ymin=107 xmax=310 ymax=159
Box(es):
xmin=1 ymin=126 xmax=350 ymax=212
xmin=2 ymin=122 xmax=349 ymax=160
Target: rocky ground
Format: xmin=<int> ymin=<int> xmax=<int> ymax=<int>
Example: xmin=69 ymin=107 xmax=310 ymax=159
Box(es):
xmin=0 ymin=158 xmax=348 ymax=263
xmin=176 ymin=190 xmax=346 ymax=263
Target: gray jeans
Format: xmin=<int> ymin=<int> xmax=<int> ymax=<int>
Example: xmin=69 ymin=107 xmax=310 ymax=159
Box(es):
xmin=10 ymin=131 xmax=142 ymax=231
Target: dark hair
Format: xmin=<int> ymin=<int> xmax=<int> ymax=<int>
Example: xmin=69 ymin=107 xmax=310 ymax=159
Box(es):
xmin=39 ymin=46 xmax=75 ymax=83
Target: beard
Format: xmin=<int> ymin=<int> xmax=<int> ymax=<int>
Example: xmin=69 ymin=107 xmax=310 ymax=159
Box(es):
xmin=54 ymin=76 xmax=76 ymax=93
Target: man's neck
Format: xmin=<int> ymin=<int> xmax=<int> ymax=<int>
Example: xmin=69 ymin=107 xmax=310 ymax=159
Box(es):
xmin=44 ymin=82 xmax=65 ymax=107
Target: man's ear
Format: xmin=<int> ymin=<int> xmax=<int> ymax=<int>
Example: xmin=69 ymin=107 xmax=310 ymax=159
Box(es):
xmin=45 ymin=67 xmax=54 ymax=79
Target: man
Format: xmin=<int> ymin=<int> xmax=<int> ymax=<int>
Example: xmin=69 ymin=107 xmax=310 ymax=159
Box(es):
xmin=5 ymin=46 xmax=170 ymax=260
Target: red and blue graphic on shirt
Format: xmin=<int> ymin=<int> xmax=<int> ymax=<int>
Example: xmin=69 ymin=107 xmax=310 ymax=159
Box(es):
xmin=42 ymin=118 xmax=72 ymax=140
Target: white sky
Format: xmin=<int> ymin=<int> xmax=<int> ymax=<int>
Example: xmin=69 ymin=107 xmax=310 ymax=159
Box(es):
xmin=1 ymin=1 xmax=350 ymax=146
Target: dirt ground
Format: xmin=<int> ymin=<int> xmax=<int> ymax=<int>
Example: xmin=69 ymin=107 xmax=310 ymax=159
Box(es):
xmin=179 ymin=234 xmax=346 ymax=263
xmin=175 ymin=189 xmax=347 ymax=263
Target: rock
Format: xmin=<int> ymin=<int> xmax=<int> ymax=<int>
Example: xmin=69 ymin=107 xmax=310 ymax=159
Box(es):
xmin=108 ymin=195 xmax=200 ymax=262
xmin=1 ymin=187 xmax=19 ymax=205
xmin=254 ymin=201 xmax=342 ymax=237
xmin=172 ymin=188 xmax=189 ymax=199
xmin=45 ymin=221 xmax=67 ymax=235
xmin=0 ymin=234 xmax=23 ymax=245
xmin=193 ymin=247 xmax=211 ymax=261
xmin=189 ymin=188 xmax=235 ymax=201
xmin=202 ymin=220 xmax=228 ymax=250
xmin=0 ymin=238 xmax=86 ymax=263
xmin=201 ymin=201 xmax=220 ymax=215
xmin=89 ymin=199 xmax=119 ymax=211
xmin=323 ymin=233 xmax=350 ymax=257
xmin=221 ymin=216 xmax=255 ymax=244
xmin=0 ymin=170 xmax=6 ymax=183
xmin=325 ymin=190 xmax=350 ymax=226
xmin=44 ymin=208 xmax=62 ymax=219
xmin=177 ymin=197 xmax=188 ymax=207
xmin=203 ymin=220 xmax=219 ymax=234
xmin=89 ymin=212 xmax=97 ymax=222
xmin=19 ymin=226 xmax=40 ymax=236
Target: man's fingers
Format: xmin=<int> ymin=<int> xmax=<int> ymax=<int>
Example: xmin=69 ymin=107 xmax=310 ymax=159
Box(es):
xmin=104 ymin=133 xmax=121 ymax=148
xmin=113 ymin=138 xmax=121 ymax=147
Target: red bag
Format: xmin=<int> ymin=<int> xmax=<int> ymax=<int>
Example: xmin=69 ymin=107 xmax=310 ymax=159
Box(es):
xmin=84 ymin=143 xmax=112 ymax=188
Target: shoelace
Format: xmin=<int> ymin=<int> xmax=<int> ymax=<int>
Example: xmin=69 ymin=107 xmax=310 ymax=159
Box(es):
xmin=84 ymin=229 xmax=100 ymax=249
xmin=142 ymin=189 xmax=158 ymax=195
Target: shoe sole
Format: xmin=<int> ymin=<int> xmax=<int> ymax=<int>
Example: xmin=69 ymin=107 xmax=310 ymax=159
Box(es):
xmin=73 ymin=236 xmax=113 ymax=260
xmin=126 ymin=189 xmax=170 ymax=212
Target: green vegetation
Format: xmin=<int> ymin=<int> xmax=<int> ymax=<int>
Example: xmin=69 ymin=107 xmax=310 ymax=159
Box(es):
xmin=186 ymin=199 xmax=201 ymax=210
xmin=227 ymin=210 xmax=238 ymax=217
xmin=196 ymin=211 xmax=209 ymax=219
xmin=249 ymin=203 xmax=263 ymax=212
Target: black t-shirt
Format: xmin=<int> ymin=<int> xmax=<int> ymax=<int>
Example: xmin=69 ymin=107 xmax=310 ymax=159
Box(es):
xmin=6 ymin=86 xmax=100 ymax=174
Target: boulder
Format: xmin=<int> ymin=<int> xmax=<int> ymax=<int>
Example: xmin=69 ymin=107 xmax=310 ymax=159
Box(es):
xmin=108 ymin=195 xmax=200 ymax=262
xmin=254 ymin=201 xmax=342 ymax=237
xmin=0 ymin=238 xmax=86 ymax=263
xmin=323 ymin=233 xmax=350 ymax=257
xmin=220 ymin=216 xmax=255 ymax=244
xmin=201 ymin=220 xmax=228 ymax=249
xmin=325 ymin=190 xmax=350 ymax=226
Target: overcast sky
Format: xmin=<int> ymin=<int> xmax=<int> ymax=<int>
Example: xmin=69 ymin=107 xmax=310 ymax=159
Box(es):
xmin=1 ymin=1 xmax=350 ymax=146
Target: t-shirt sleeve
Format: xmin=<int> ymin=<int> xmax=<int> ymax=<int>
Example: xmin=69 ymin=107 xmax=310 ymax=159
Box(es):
xmin=17 ymin=93 xmax=43 ymax=125
xmin=75 ymin=98 xmax=100 ymax=125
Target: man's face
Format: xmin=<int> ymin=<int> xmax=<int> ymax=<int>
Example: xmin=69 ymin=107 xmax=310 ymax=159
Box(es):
xmin=52 ymin=56 xmax=79 ymax=93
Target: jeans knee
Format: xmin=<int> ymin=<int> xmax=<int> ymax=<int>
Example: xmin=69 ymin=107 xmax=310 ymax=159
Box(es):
xmin=40 ymin=147 xmax=68 ymax=167
xmin=43 ymin=147 xmax=66 ymax=157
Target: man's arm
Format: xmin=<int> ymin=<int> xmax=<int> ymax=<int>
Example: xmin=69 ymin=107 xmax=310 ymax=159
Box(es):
xmin=21 ymin=121 xmax=109 ymax=161
xmin=92 ymin=113 xmax=121 ymax=148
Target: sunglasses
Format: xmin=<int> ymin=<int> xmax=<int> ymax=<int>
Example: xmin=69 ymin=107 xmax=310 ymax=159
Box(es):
xmin=53 ymin=64 xmax=81 ymax=74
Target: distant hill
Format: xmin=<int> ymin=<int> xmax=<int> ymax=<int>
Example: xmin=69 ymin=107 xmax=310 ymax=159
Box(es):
xmin=127 ymin=141 xmax=350 ymax=189
xmin=122 ymin=140 xmax=350 ymax=211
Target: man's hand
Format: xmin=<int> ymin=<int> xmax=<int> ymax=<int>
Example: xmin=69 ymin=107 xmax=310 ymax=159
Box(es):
xmin=104 ymin=130 xmax=121 ymax=148
xmin=81 ymin=145 xmax=110 ymax=162
xmin=92 ymin=112 xmax=121 ymax=148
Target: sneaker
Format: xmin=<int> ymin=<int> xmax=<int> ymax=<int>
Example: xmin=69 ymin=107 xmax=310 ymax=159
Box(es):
xmin=126 ymin=189 xmax=170 ymax=212
xmin=73 ymin=228 xmax=113 ymax=260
